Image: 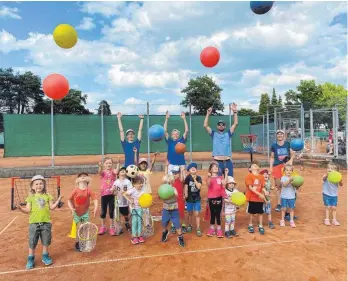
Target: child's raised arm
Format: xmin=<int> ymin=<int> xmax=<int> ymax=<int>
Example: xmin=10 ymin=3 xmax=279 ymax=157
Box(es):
xmin=133 ymin=147 xmax=138 ymax=166
xmin=193 ymin=175 xmax=202 ymax=189
xmin=98 ymin=162 xmax=103 ymax=176
xmin=222 ymin=169 xmax=229 ymax=186
xmin=49 ymin=195 xmax=62 ymax=210
xmin=114 ymin=157 xmax=120 ymax=174
xmin=180 ymin=166 xmax=185 ymax=182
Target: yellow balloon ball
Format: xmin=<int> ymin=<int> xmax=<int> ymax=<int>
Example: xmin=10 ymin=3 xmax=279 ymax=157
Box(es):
xmin=139 ymin=193 xmax=153 ymax=209
xmin=230 ymin=191 xmax=246 ymax=207
xmin=282 ymin=168 xmax=298 ymax=177
xmin=53 ymin=24 xmax=78 ymax=49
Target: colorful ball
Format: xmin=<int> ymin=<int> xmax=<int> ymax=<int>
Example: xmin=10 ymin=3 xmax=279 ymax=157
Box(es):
xmin=175 ymin=143 xmax=186 ymax=154
xmin=230 ymin=192 xmax=246 ymax=206
xmin=327 ymin=171 xmax=342 ymax=184
xmin=149 ymin=125 xmax=165 ymax=142
xmin=126 ymin=165 xmax=139 ymax=178
xmin=292 ymin=176 xmax=304 ymax=188
xmin=158 ymin=184 xmax=175 ymax=200
xmin=250 ymin=1 xmax=274 ymax=15
xmin=42 ymin=74 xmax=70 ymax=100
xmin=200 ymin=46 xmax=220 ymax=68
xmin=290 ymin=138 xmax=304 ymax=152
xmin=53 ymin=24 xmax=78 ymax=49
xmin=139 ymin=193 xmax=153 ymax=208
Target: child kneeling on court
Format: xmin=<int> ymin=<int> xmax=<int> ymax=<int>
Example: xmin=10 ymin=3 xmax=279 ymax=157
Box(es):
xmin=18 ymin=175 xmax=62 ymax=269
xmin=68 ymin=173 xmax=98 ymax=251
xmin=161 ymin=174 xmax=185 ymax=247
xmin=280 ymin=164 xmax=296 ymax=228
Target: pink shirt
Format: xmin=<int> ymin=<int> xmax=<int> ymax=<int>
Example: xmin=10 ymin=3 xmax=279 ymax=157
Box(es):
xmin=100 ymin=170 xmax=117 ymax=196
xmin=208 ymin=176 xmax=226 ymax=198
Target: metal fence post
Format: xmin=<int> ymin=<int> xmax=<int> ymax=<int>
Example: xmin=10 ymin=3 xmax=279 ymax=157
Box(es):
xmin=50 ymin=100 xmax=54 ymax=167
xmin=189 ymin=103 xmax=193 ymax=163
xmin=301 ymin=103 xmax=305 ymax=140
xmin=147 ymin=102 xmax=150 ymax=164
xmin=101 ymin=103 xmax=104 ymax=162
xmin=229 ymin=103 xmax=232 ymax=155
xmin=266 ymin=110 xmax=270 ymax=162
xmin=309 ymin=108 xmax=314 ymax=152
xmin=262 ymin=115 xmax=265 ymax=153
xmin=334 ymin=105 xmax=339 ymax=158
xmin=273 ymin=108 xmax=277 ymax=132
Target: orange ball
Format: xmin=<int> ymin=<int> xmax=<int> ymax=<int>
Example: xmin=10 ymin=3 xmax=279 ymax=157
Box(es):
xmin=43 ymin=74 xmax=69 ymax=100
xmin=175 ymin=143 xmax=186 ymax=154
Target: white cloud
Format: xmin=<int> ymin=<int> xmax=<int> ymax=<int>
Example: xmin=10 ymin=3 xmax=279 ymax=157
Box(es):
xmin=76 ymin=17 xmax=96 ymax=31
xmin=80 ymin=2 xmax=126 ymax=17
xmin=0 ymin=6 xmax=21 ymax=20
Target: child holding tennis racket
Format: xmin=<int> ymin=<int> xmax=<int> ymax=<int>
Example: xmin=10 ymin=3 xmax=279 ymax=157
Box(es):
xmin=68 ymin=173 xmax=98 ymax=251
xmin=17 ymin=175 xmax=62 ymax=270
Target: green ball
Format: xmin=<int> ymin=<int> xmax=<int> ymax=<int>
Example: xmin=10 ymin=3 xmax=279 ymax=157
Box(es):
xmin=292 ymin=176 xmax=304 ymax=188
xmin=158 ymin=184 xmax=175 ymax=200
xmin=328 ymin=171 xmax=342 ymax=184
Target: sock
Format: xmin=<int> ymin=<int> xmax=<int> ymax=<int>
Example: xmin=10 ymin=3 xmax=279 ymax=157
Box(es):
xmin=225 ymin=224 xmax=230 ymax=232
xmin=230 ymin=224 xmax=235 ymax=231
xmin=210 ymin=225 xmax=215 ymax=229
xmin=217 ymin=225 xmax=221 ymax=230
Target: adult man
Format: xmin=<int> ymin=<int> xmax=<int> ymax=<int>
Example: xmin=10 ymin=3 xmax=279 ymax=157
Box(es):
xmin=203 ymin=103 xmax=238 ymax=177
xmin=117 ymin=112 xmax=144 ymax=167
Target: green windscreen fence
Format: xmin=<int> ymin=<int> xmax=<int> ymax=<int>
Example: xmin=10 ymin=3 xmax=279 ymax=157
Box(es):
xmin=4 ymin=114 xmax=250 ymax=157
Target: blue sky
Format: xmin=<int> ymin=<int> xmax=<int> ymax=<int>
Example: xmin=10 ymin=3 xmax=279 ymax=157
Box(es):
xmin=0 ymin=1 xmax=347 ymax=115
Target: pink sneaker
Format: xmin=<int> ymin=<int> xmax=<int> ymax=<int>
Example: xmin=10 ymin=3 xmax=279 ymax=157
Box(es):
xmin=332 ymin=219 xmax=340 ymax=226
xmin=216 ymin=229 xmax=224 ymax=238
xmin=206 ymin=228 xmax=215 ymax=237
xmin=324 ymin=219 xmax=331 ymax=226
xmin=280 ymin=220 xmax=285 ymax=227
xmin=131 ymin=237 xmax=139 ymax=245
xmin=290 ymin=221 xmax=296 ymax=228
xmin=98 ymin=226 xmax=107 ymax=235
xmin=109 ymin=227 xmax=116 ymax=236
xmin=138 ymin=236 xmax=145 ymax=243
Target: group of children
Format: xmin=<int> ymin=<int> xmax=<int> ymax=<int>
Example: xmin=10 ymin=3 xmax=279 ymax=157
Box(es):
xmin=18 ymin=156 xmax=343 ymax=270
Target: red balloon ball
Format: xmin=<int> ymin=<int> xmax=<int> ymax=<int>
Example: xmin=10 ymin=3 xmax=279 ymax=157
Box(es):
xmin=43 ymin=74 xmax=69 ymax=100
xmin=200 ymin=46 xmax=220 ymax=68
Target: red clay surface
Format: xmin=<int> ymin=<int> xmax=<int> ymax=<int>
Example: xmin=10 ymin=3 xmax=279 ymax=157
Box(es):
xmin=0 ymin=166 xmax=346 ymax=281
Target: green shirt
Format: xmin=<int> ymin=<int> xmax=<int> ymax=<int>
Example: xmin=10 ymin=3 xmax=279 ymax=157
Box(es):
xmin=25 ymin=193 xmax=53 ymax=224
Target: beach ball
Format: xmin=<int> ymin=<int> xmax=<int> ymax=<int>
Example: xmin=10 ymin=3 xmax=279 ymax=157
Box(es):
xmin=250 ymin=1 xmax=274 ymax=15
xmin=292 ymin=176 xmax=304 ymax=189
xmin=158 ymin=184 xmax=175 ymax=200
xmin=149 ymin=125 xmax=165 ymax=142
xmin=328 ymin=171 xmax=342 ymax=184
xmin=53 ymin=24 xmax=78 ymax=49
xmin=139 ymin=194 xmax=153 ymax=208
xmin=200 ymin=46 xmax=220 ymax=68
xmin=290 ymin=138 xmax=304 ymax=152
xmin=43 ymin=74 xmax=69 ymax=100
xmin=231 ymin=192 xmax=246 ymax=206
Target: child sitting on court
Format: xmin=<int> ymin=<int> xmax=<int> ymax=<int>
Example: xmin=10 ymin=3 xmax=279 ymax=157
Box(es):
xmin=280 ymin=164 xmax=297 ymax=228
xmin=123 ymin=176 xmax=145 ymax=244
xmin=245 ymin=162 xmax=266 ymax=235
xmin=68 ymin=172 xmax=98 ymax=251
xmin=322 ymin=163 xmax=343 ymax=226
xmin=161 ymin=174 xmax=185 ymax=247
xmin=223 ymin=176 xmax=239 ymax=238
xmin=260 ymin=169 xmax=275 ymax=229
xmin=18 ymin=175 xmax=62 ymax=270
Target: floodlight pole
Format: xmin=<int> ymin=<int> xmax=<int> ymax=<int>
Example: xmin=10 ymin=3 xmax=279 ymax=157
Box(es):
xmin=147 ymin=102 xmax=150 ymax=165
xmin=101 ymin=103 xmax=104 ymax=162
xmin=266 ymin=109 xmax=270 ymax=162
xmin=50 ymin=100 xmax=54 ymax=167
xmin=189 ymin=104 xmax=193 ymax=163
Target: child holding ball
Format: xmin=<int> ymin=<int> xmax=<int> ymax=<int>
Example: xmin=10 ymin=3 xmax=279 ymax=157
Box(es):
xmin=223 ymin=176 xmax=239 ymax=238
xmin=280 ymin=164 xmax=297 ymax=228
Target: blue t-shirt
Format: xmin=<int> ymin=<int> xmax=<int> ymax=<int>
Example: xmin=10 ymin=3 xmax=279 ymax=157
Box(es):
xmin=210 ymin=130 xmax=232 ymax=157
xmin=166 ymin=136 xmax=186 ymax=165
xmin=280 ymin=176 xmax=296 ymax=199
xmin=270 ymin=142 xmax=290 ymax=166
xmin=121 ymin=139 xmax=141 ymax=167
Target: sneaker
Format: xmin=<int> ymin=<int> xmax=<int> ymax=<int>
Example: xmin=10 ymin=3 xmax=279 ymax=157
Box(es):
xmin=280 ymin=220 xmax=285 ymax=227
xmin=225 ymin=231 xmax=231 ymax=238
xmin=26 ymin=256 xmax=35 ymax=270
xmin=170 ymin=225 xmax=176 ymax=234
xmin=125 ymin=222 xmax=131 ymax=232
xmin=216 ymin=229 xmax=224 ymax=238
xmin=207 ymin=227 xmax=216 ymax=237
xmin=268 ymin=221 xmax=275 ymax=229
xmin=258 ymin=226 xmax=265 ymax=235
xmin=178 ymin=236 xmax=185 ymax=247
xmin=196 ymin=228 xmax=202 ymax=237
xmin=138 ymin=236 xmax=145 ymax=243
xmin=324 ymin=219 xmax=331 ymax=226
xmin=181 ymin=225 xmax=187 ymax=234
xmin=75 ymin=242 xmax=81 ymax=252
xmin=248 ymin=225 xmax=254 ymax=233
xmin=285 ymin=214 xmax=299 ymax=221
xmin=161 ymin=230 xmax=169 ymax=243
xmin=131 ymin=237 xmax=139 ymax=245
xmin=98 ymin=226 xmax=107 ymax=235
xmin=109 ymin=227 xmax=116 ymax=236
xmin=332 ymin=219 xmax=340 ymax=226
xmin=275 ymin=204 xmax=281 ymax=212
xmin=42 ymin=253 xmax=53 ymax=266
xmin=186 ymin=224 xmax=192 ymax=233
xmin=230 ymin=230 xmax=239 ymax=237
xmin=290 ymin=221 xmax=296 ymax=228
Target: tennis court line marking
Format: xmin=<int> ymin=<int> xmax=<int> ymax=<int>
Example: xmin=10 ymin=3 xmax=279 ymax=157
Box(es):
xmin=0 ymin=216 xmax=17 ymax=236
xmin=0 ymin=234 xmax=346 ymax=275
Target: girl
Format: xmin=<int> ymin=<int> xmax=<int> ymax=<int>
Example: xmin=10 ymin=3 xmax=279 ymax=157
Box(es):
xmin=260 ymin=169 xmax=275 ymax=229
xmin=223 ymin=176 xmax=239 ymax=238
xmin=322 ymin=163 xmax=343 ymax=226
xmin=280 ymin=164 xmax=296 ymax=227
xmin=98 ymin=157 xmax=120 ymax=235
xmin=18 ymin=175 xmax=62 ymax=270
xmin=123 ymin=176 xmax=145 ymax=244
xmin=206 ymin=163 xmax=228 ymax=238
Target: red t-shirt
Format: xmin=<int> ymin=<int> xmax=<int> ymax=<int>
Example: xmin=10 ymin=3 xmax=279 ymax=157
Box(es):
xmin=208 ymin=176 xmax=226 ymax=199
xmin=69 ymin=187 xmax=97 ymax=216
xmin=173 ymin=178 xmax=184 ymax=198
xmin=245 ymin=173 xmax=265 ymax=203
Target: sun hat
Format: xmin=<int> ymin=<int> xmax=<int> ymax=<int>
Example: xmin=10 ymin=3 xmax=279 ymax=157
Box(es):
xmin=31 ymin=175 xmax=45 ymax=183
xmin=138 ymin=158 xmax=148 ymax=164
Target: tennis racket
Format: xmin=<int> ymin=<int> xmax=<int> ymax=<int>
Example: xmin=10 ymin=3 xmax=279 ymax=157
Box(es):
xmin=78 ymin=222 xmax=98 ymax=252
xmin=113 ymin=196 xmax=122 ymax=235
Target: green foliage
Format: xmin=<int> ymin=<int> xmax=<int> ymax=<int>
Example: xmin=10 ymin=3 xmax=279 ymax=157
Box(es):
xmin=271 ymin=88 xmax=278 ymax=105
xmin=97 ymin=100 xmax=112 ymax=115
xmin=238 ymin=108 xmax=262 ymax=125
xmin=258 ymin=93 xmax=270 ymax=115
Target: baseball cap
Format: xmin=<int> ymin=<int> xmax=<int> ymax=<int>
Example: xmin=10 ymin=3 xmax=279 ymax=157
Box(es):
xmin=31 ymin=175 xmax=45 ymax=183
xmin=77 ymin=172 xmax=89 ymax=177
xmin=171 ymin=165 xmax=180 ymax=174
xmin=276 ymin=130 xmax=285 ymax=134
xmin=126 ymin=129 xmax=135 ymax=135
xmin=138 ymin=158 xmax=148 ymax=164
xmin=217 ymin=120 xmax=226 ymax=125
xmin=227 ymin=176 xmax=236 ymax=184
xmin=187 ymin=162 xmax=198 ymax=171
xmin=259 ymin=169 xmax=269 ymax=175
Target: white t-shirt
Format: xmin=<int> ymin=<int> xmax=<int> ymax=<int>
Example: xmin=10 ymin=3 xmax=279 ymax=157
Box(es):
xmin=322 ymin=180 xmax=338 ymax=197
xmin=280 ymin=176 xmax=296 ymax=200
xmin=126 ymin=188 xmax=144 ymax=209
xmin=113 ymin=178 xmax=132 ymax=207
xmin=224 ymin=188 xmax=238 ymax=214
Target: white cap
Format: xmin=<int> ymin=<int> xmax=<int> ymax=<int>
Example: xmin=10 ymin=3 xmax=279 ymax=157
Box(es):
xmin=126 ymin=129 xmax=135 ymax=135
xmin=31 ymin=175 xmax=45 ymax=183
xmin=276 ymin=130 xmax=285 ymax=134
xmin=227 ymin=176 xmax=236 ymax=184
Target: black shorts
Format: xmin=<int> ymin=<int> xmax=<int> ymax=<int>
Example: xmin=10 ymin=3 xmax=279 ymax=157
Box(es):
xmin=247 ymin=201 xmax=264 ymax=214
xmin=119 ymin=206 xmax=129 ymax=216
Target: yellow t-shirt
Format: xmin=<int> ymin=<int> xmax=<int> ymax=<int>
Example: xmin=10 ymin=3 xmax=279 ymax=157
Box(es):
xmin=138 ymin=169 xmax=152 ymax=194
xmin=25 ymin=193 xmax=53 ymax=224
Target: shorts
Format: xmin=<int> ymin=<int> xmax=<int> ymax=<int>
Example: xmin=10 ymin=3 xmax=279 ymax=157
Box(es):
xmin=168 ymin=164 xmax=186 ymax=175
xmin=29 ymin=223 xmax=52 ymax=249
xmin=263 ymin=201 xmax=272 ymax=214
xmin=162 ymin=209 xmax=181 ymax=229
xmin=323 ymin=194 xmax=338 ymax=207
xmin=281 ymin=198 xmax=296 ymax=209
xmin=215 ymin=159 xmax=233 ymax=177
xmin=247 ymin=201 xmax=264 ymax=214
xmin=272 ymin=164 xmax=284 ymax=180
xmin=119 ymin=206 xmax=130 ymax=216
xmin=73 ymin=212 xmax=89 ymax=224
xmin=225 ymin=213 xmax=236 ymax=224
xmin=186 ymin=201 xmax=201 ymax=212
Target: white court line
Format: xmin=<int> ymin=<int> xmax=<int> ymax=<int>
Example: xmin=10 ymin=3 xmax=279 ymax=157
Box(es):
xmin=0 ymin=216 xmax=17 ymax=236
xmin=0 ymin=234 xmax=346 ymax=275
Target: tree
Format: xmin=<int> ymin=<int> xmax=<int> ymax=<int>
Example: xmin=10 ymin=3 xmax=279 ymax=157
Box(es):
xmin=278 ymin=95 xmax=283 ymax=106
xmin=271 ymin=88 xmax=278 ymax=105
xmin=238 ymin=108 xmax=262 ymax=125
xmin=180 ymin=75 xmax=224 ymax=115
xmin=258 ymin=93 xmax=270 ymax=115
xmin=97 ymin=100 xmax=111 ymax=115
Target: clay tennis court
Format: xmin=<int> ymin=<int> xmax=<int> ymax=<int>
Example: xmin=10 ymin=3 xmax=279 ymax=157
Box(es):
xmin=0 ymin=159 xmax=346 ymax=281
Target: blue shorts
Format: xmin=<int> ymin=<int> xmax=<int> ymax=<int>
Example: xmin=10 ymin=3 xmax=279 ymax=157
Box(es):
xmin=281 ymin=198 xmax=296 ymax=209
xmin=323 ymin=194 xmax=338 ymax=207
xmin=216 ymin=159 xmax=233 ymax=177
xmin=162 ymin=209 xmax=181 ymax=229
xmin=186 ymin=201 xmax=201 ymax=212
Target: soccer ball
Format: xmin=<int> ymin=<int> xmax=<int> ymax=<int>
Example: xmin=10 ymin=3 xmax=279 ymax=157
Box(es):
xmin=126 ymin=165 xmax=139 ymax=178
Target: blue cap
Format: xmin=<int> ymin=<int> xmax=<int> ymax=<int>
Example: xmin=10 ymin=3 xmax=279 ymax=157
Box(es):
xmin=187 ymin=162 xmax=198 ymax=171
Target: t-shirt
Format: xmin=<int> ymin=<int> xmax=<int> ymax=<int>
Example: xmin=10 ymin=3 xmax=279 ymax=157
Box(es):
xmin=224 ymin=188 xmax=238 ymax=214
xmin=163 ymin=188 xmax=178 ymax=210
xmin=138 ymin=169 xmax=152 ymax=194
xmin=173 ymin=178 xmax=184 ymax=198
xmin=210 ymin=130 xmax=232 ymax=157
xmin=121 ymin=139 xmax=141 ymax=167
xmin=166 ymin=136 xmax=186 ymax=165
xmin=207 ymin=176 xmax=226 ymax=199
xmin=245 ymin=173 xmax=265 ymax=202
xmin=184 ymin=174 xmax=202 ymax=203
xmin=271 ymin=141 xmax=291 ymax=166
xmin=280 ymin=176 xmax=296 ymax=199
xmin=25 ymin=193 xmax=53 ymax=224
xmin=69 ymin=187 xmax=97 ymax=217
xmin=126 ymin=188 xmax=144 ymax=209
xmin=100 ymin=170 xmax=117 ymax=197
xmin=113 ymin=178 xmax=133 ymax=207
xmin=322 ymin=180 xmax=338 ymax=197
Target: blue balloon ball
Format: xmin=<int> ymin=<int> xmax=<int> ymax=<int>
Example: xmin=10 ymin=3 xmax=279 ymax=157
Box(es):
xmin=290 ymin=138 xmax=304 ymax=152
xmin=250 ymin=1 xmax=274 ymax=15
xmin=149 ymin=124 xmax=165 ymax=142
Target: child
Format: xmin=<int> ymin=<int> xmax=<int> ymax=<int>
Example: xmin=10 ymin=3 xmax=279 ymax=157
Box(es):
xmin=245 ymin=162 xmax=266 ymax=235
xmin=68 ymin=173 xmax=98 ymax=251
xmin=98 ymin=157 xmax=120 ymax=235
xmin=259 ymin=169 xmax=275 ymax=229
xmin=280 ymin=164 xmax=297 ymax=227
xmin=123 ymin=176 xmax=145 ymax=244
xmin=223 ymin=176 xmax=239 ymax=238
xmin=206 ymin=163 xmax=228 ymax=238
xmin=184 ymin=162 xmax=203 ymax=237
xmin=161 ymin=174 xmax=185 ymax=247
xmin=112 ymin=166 xmax=133 ymax=233
xmin=322 ymin=163 xmax=343 ymax=226
xmin=18 ymin=175 xmax=62 ymax=270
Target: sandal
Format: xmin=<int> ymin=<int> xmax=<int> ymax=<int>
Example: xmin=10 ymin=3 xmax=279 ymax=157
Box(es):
xmin=258 ymin=226 xmax=265 ymax=235
xmin=248 ymin=225 xmax=254 ymax=233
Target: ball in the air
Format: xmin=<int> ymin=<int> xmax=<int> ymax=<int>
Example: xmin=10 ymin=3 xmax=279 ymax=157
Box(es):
xmin=126 ymin=165 xmax=139 ymax=178
xmin=53 ymin=24 xmax=78 ymax=49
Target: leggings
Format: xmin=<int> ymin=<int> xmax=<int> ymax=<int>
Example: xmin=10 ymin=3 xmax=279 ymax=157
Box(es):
xmin=100 ymin=195 xmax=115 ymax=219
xmin=208 ymin=197 xmax=223 ymax=225
xmin=131 ymin=208 xmax=143 ymax=237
